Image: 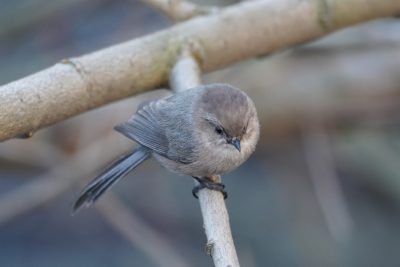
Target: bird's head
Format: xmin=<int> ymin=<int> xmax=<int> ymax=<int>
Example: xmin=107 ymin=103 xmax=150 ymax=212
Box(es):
xmin=196 ymin=84 xmax=260 ymax=156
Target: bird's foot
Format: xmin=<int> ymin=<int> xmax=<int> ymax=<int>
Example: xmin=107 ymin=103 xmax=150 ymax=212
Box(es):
xmin=192 ymin=176 xmax=228 ymax=199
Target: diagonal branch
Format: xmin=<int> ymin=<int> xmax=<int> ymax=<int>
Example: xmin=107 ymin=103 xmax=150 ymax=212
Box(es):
xmin=0 ymin=134 xmax=192 ymax=267
xmin=1 ymin=0 xmax=399 ymax=141
xmin=170 ymin=47 xmax=240 ymax=267
xmin=0 ymin=133 xmax=120 ymax=224
xmin=96 ymin=193 xmax=191 ymax=267
xmin=301 ymin=123 xmax=353 ymax=244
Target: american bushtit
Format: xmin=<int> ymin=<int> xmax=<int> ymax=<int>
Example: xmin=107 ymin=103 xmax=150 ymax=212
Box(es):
xmin=73 ymin=83 xmax=260 ymax=212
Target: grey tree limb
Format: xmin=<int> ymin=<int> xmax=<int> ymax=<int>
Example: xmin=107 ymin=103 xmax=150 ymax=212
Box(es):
xmin=97 ymin=193 xmax=191 ymax=267
xmin=0 ymin=133 xmax=192 ymax=267
xmin=1 ymin=0 xmax=399 ymax=141
xmin=170 ymin=47 xmax=240 ymax=267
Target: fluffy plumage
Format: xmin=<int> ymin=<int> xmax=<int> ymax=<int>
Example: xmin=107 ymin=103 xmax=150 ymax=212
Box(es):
xmin=73 ymin=83 xmax=260 ymax=212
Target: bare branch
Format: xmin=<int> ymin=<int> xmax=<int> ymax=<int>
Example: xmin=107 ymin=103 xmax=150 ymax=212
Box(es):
xmin=301 ymin=123 xmax=353 ymax=244
xmin=97 ymin=193 xmax=191 ymax=267
xmin=1 ymin=0 xmax=399 ymax=141
xmin=141 ymin=0 xmax=216 ymax=22
xmin=0 ymin=133 xmax=121 ymax=224
xmin=170 ymin=47 xmax=201 ymax=92
xmin=170 ymin=47 xmax=240 ymax=267
xmin=197 ymin=175 xmax=240 ymax=267
xmin=0 ymin=135 xmax=192 ymax=267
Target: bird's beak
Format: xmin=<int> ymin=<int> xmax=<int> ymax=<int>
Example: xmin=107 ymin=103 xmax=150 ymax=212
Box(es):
xmin=229 ymin=138 xmax=241 ymax=152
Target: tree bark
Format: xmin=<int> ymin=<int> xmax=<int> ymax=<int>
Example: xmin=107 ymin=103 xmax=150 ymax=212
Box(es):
xmin=1 ymin=0 xmax=399 ymax=141
xmin=170 ymin=48 xmax=240 ymax=266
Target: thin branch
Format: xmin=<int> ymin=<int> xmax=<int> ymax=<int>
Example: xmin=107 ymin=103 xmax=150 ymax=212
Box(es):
xmin=96 ymin=193 xmax=191 ymax=267
xmin=170 ymin=47 xmax=240 ymax=267
xmin=169 ymin=47 xmax=201 ymax=91
xmin=0 ymin=135 xmax=192 ymax=267
xmin=301 ymin=123 xmax=353 ymax=244
xmin=140 ymin=0 xmax=216 ymax=22
xmin=0 ymin=133 xmax=120 ymax=224
xmin=1 ymin=0 xmax=399 ymax=141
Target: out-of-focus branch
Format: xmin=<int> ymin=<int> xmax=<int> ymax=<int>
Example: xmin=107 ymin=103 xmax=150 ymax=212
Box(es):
xmin=170 ymin=48 xmax=240 ymax=267
xmin=206 ymin=40 xmax=400 ymax=139
xmin=0 ymin=133 xmax=120 ymax=224
xmin=97 ymin=193 xmax=191 ymax=267
xmin=141 ymin=0 xmax=216 ymax=21
xmin=0 ymin=133 xmax=192 ymax=267
xmin=301 ymin=123 xmax=353 ymax=244
xmin=169 ymin=48 xmax=201 ymax=90
xmin=1 ymin=0 xmax=399 ymax=141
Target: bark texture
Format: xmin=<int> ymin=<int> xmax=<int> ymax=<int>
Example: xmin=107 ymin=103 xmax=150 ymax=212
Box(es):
xmin=1 ymin=0 xmax=399 ymax=141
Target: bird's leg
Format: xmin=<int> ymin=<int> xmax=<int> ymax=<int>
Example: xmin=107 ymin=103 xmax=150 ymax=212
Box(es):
xmin=192 ymin=176 xmax=228 ymax=199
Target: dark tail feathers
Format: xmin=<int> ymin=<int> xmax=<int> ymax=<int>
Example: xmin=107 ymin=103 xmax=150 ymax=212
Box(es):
xmin=72 ymin=147 xmax=150 ymax=214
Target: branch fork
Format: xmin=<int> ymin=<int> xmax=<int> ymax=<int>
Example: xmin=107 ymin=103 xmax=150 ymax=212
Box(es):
xmin=170 ymin=46 xmax=240 ymax=267
xmin=1 ymin=0 xmax=399 ymax=141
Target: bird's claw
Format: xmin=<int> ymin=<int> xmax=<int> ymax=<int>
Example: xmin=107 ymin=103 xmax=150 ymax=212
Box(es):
xmin=192 ymin=177 xmax=228 ymax=199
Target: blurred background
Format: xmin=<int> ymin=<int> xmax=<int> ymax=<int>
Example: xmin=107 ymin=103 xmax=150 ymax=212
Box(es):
xmin=1 ymin=0 xmax=400 ymax=266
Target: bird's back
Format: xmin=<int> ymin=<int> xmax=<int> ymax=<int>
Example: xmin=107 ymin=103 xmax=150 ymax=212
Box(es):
xmin=116 ymin=87 xmax=201 ymax=165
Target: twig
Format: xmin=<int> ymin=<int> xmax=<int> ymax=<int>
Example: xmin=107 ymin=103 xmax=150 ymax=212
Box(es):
xmin=170 ymin=47 xmax=240 ymax=267
xmin=301 ymin=123 xmax=353 ymax=244
xmin=0 ymin=134 xmax=192 ymax=267
xmin=97 ymin=193 xmax=191 ymax=267
xmin=1 ymin=0 xmax=399 ymax=141
xmin=0 ymin=133 xmax=120 ymax=224
xmin=140 ymin=0 xmax=216 ymax=22
xmin=169 ymin=47 xmax=201 ymax=91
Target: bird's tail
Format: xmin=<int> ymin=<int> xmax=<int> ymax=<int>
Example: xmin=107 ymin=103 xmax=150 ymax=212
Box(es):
xmin=72 ymin=147 xmax=150 ymax=213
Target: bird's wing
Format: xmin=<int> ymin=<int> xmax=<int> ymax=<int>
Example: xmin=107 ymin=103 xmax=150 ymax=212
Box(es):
xmin=114 ymin=100 xmax=171 ymax=159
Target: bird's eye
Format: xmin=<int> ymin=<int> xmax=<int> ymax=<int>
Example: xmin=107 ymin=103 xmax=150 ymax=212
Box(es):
xmin=215 ymin=126 xmax=224 ymax=135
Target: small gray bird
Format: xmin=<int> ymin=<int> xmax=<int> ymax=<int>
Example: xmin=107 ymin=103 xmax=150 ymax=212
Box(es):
xmin=73 ymin=83 xmax=260 ymax=212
